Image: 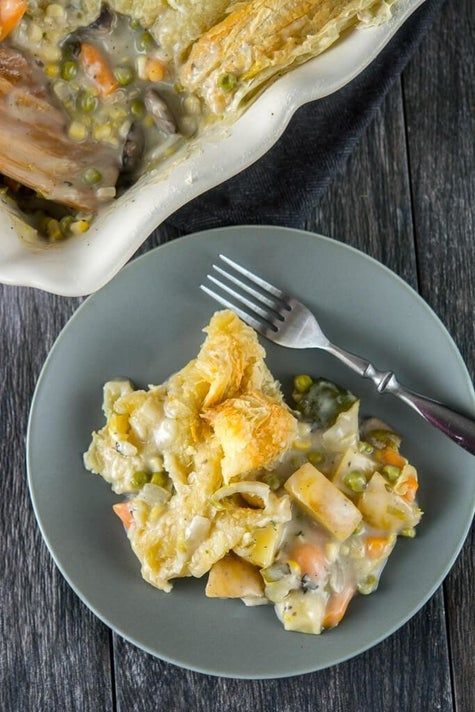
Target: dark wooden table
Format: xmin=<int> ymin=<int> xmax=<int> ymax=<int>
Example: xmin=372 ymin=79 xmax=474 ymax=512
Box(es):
xmin=1 ymin=1 xmax=473 ymax=710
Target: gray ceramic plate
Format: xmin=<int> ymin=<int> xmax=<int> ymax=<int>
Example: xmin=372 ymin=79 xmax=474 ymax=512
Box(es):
xmin=27 ymin=226 xmax=475 ymax=679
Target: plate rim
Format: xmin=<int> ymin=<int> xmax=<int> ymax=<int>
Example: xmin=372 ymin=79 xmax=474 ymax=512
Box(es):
xmin=26 ymin=225 xmax=475 ymax=678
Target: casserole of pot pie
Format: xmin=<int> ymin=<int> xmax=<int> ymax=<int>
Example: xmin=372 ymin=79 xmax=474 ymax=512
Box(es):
xmin=0 ymin=0 xmax=395 ymax=241
xmin=84 ymin=310 xmax=422 ymax=634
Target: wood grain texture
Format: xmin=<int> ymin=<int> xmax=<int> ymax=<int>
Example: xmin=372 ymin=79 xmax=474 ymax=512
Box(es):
xmin=113 ymin=593 xmax=451 ymax=712
xmin=112 ymin=85 xmax=453 ymax=712
xmin=0 ymin=289 xmax=113 ymax=712
xmin=402 ymin=1 xmax=475 ymax=710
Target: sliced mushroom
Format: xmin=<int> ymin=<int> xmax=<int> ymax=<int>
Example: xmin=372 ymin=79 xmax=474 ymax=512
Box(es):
xmin=61 ymin=37 xmax=81 ymax=59
xmin=121 ymin=122 xmax=144 ymax=175
xmin=88 ymin=6 xmax=115 ymax=33
xmin=144 ymin=89 xmax=176 ymax=134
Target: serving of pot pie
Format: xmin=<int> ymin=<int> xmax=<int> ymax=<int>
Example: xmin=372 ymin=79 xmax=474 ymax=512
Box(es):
xmin=0 ymin=0 xmax=395 ymax=241
xmin=84 ymin=310 xmax=422 ymax=634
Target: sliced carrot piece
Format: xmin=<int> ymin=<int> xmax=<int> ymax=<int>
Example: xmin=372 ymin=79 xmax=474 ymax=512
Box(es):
xmin=365 ymin=536 xmax=390 ymax=559
xmin=0 ymin=0 xmax=27 ymax=41
xmin=375 ymin=447 xmax=406 ymax=469
xmin=323 ymin=585 xmax=356 ymax=629
xmin=80 ymin=43 xmax=118 ymax=96
xmin=401 ymin=475 xmax=418 ymax=502
xmin=290 ymin=541 xmax=327 ymax=580
xmin=113 ymin=502 xmax=133 ymax=530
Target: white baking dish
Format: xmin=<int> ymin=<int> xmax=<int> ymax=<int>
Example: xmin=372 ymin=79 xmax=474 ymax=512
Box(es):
xmin=0 ymin=0 xmax=425 ymax=296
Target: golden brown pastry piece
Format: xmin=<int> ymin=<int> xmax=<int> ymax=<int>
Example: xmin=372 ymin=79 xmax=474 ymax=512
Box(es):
xmin=179 ymin=0 xmax=388 ymax=113
xmin=203 ymin=390 xmax=298 ymax=482
xmin=84 ymin=310 xmax=297 ymax=591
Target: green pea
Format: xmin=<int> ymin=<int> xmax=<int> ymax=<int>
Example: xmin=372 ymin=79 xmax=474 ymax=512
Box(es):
xmin=150 ymin=471 xmax=167 ymax=487
xmin=45 ymin=218 xmax=62 ymax=241
xmin=61 ymin=60 xmax=78 ymax=81
xmin=382 ymin=465 xmax=402 ymax=482
xmin=130 ymin=471 xmax=150 ymax=489
xmin=293 ymin=374 xmax=313 ymax=393
xmin=130 ymin=98 xmax=145 ymax=118
xmin=137 ymin=31 xmax=154 ymax=51
xmin=36 ymin=212 xmax=48 ymax=232
xmin=130 ymin=18 xmax=142 ymax=29
xmin=307 ymin=450 xmax=324 ymax=466
xmin=358 ymin=440 xmax=374 ymax=454
xmin=59 ymin=215 xmax=75 ymax=235
xmin=290 ymin=455 xmax=305 ymax=471
xmin=400 ymin=527 xmax=416 ymax=538
xmin=77 ymin=91 xmax=98 ymax=114
xmin=344 ymin=470 xmax=367 ymax=493
xmin=217 ymin=73 xmax=237 ymax=92
xmin=262 ymin=473 xmax=281 ymax=491
xmin=357 ymin=575 xmax=377 ymax=595
xmin=114 ymin=65 xmax=135 ymax=87
xmin=83 ymin=167 xmax=103 ymax=185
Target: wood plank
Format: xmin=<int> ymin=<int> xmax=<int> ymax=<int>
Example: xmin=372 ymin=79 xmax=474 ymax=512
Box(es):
xmin=0 ymin=288 xmax=114 ymax=712
xmin=112 ymin=85 xmax=453 ymax=712
xmin=402 ymin=1 xmax=475 ymax=710
xmin=113 ymin=594 xmax=451 ymax=712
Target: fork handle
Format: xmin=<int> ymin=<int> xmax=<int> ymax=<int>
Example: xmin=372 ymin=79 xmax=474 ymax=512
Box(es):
xmin=327 ymin=344 xmax=475 ymax=455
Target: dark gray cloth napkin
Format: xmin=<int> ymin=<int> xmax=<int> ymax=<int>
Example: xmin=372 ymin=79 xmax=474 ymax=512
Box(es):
xmin=168 ymin=0 xmax=444 ymax=231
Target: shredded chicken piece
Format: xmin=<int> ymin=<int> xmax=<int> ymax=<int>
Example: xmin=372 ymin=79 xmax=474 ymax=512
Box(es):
xmin=0 ymin=46 xmax=119 ymax=212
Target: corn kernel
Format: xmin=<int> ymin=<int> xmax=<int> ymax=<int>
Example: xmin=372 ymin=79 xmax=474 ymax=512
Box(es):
xmin=45 ymin=64 xmax=60 ymax=78
xmin=142 ymin=114 xmax=155 ymax=129
xmin=292 ymin=438 xmax=312 ymax=451
xmin=146 ymin=58 xmax=166 ymax=82
xmin=93 ymin=124 xmax=112 ymax=141
xmin=68 ymin=121 xmax=87 ymax=141
xmin=109 ymin=106 xmax=127 ymax=121
xmin=41 ymin=45 xmax=62 ymax=63
xmin=46 ymin=4 xmax=66 ymax=21
xmin=70 ymin=219 xmax=90 ymax=235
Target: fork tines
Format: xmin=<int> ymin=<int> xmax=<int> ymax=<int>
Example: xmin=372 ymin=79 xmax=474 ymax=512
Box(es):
xmin=200 ymin=254 xmax=289 ymax=336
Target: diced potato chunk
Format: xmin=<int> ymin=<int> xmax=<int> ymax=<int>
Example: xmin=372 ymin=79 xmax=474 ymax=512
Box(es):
xmin=206 ymin=553 xmax=264 ymax=599
xmin=284 ymin=463 xmax=362 ymax=541
xmin=359 ymin=472 xmax=421 ymax=533
xmin=276 ymin=589 xmax=329 ymax=634
xmin=322 ymin=401 xmax=360 ymax=453
xmin=332 ymin=447 xmax=376 ymax=497
xmin=233 ymin=523 xmax=282 ymax=568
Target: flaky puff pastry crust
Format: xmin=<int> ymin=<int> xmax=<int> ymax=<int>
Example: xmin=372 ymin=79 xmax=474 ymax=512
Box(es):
xmin=85 ymin=310 xmax=296 ymax=591
xmin=203 ymin=389 xmax=298 ymax=483
xmin=179 ymin=0 xmax=391 ymax=113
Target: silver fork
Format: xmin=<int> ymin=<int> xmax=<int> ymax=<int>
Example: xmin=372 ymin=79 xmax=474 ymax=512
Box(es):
xmin=201 ymin=254 xmax=475 ymax=456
